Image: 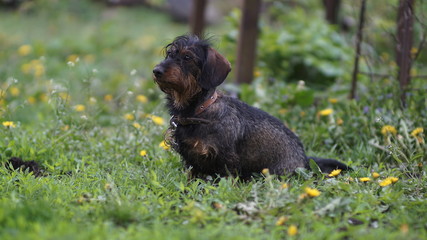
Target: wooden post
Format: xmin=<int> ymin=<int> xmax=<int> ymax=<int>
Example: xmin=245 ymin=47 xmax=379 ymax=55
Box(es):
xmin=349 ymin=0 xmax=367 ymax=99
xmin=190 ymin=0 xmax=207 ymax=37
xmin=235 ymin=0 xmax=262 ymax=84
xmin=323 ymin=0 xmax=341 ymax=25
xmin=396 ymin=0 xmax=414 ymax=107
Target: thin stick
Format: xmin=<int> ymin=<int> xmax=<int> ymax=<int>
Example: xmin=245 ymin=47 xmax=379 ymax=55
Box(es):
xmin=349 ymin=0 xmax=367 ymax=99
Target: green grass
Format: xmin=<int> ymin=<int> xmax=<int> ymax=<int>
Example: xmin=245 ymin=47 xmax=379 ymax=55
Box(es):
xmin=1 ymin=1 xmax=426 ymax=240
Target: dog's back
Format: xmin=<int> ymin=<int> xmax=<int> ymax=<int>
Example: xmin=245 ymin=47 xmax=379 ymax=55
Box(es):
xmin=222 ymin=95 xmax=308 ymax=176
xmin=173 ymin=94 xmax=308 ymax=178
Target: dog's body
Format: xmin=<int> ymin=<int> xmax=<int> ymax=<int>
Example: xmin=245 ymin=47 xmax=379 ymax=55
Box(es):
xmin=172 ymin=92 xmax=308 ymax=178
xmin=153 ymin=35 xmax=350 ymax=179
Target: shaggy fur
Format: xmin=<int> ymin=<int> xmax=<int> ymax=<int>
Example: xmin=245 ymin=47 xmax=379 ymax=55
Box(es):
xmin=153 ymin=35 xmax=350 ymax=179
xmin=6 ymin=157 xmax=43 ymax=177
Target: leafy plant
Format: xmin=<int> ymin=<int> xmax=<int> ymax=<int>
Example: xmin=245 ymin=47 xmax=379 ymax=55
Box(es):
xmin=260 ymin=7 xmax=352 ymax=89
xmin=223 ymin=6 xmax=353 ymax=89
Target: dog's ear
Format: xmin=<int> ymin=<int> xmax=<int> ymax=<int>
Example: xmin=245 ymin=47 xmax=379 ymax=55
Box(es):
xmin=200 ymin=48 xmax=231 ymax=89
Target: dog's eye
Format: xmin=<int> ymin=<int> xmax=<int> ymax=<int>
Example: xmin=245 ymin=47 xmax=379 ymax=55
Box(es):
xmin=183 ymin=55 xmax=192 ymax=61
xmin=167 ymin=49 xmax=179 ymax=58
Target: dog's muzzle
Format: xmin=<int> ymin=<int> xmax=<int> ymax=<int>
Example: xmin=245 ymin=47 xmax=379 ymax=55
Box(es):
xmin=153 ymin=65 xmax=165 ymax=79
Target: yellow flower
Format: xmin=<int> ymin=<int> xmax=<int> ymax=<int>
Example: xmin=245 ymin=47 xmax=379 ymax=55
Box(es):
xmin=104 ymin=94 xmax=113 ymax=102
xmin=33 ymin=64 xmax=45 ymax=77
xmin=151 ymin=115 xmax=165 ymax=125
xmin=21 ymin=60 xmax=45 ymax=77
xmin=74 ymin=104 xmax=86 ymax=112
xmin=136 ymin=94 xmax=148 ymax=103
xmin=381 ymin=125 xmax=397 ymax=136
xmin=281 ymin=183 xmax=289 ymax=189
xmin=298 ymin=193 xmax=308 ymax=200
xmin=328 ymin=98 xmax=338 ymax=104
xmin=18 ymin=45 xmax=32 ymax=56
xmin=379 ymin=178 xmax=392 ymax=187
xmin=261 ymin=168 xmax=269 ymax=175
xmin=254 ymin=70 xmax=261 ymax=78
xmin=372 ymin=172 xmax=380 ymax=179
xmin=410 ymin=127 xmax=423 ymax=137
xmin=410 ymin=47 xmax=418 ymax=56
xmin=304 ymin=187 xmax=321 ymax=197
xmin=27 ymin=96 xmax=36 ymax=104
xmin=389 ymin=177 xmax=398 ymax=183
xmin=10 ymin=87 xmax=20 ymax=96
xmin=39 ymin=93 xmax=48 ymax=102
xmin=278 ymin=108 xmax=287 ymax=115
xmin=67 ymin=54 xmax=79 ymax=63
xmin=336 ymin=118 xmax=344 ymax=125
xmin=287 ymin=224 xmax=298 ymax=236
xmin=379 ymin=176 xmax=399 ymax=187
xmin=318 ymin=108 xmax=333 ymax=116
xmin=359 ymin=177 xmax=371 ymax=182
xmin=132 ymin=122 xmax=142 ymax=129
xmin=328 ymin=169 xmax=341 ymax=177
xmin=61 ymin=125 xmax=69 ymax=131
xmin=104 ymin=183 xmax=112 ymax=190
xmin=124 ymin=113 xmax=135 ymax=121
xmin=2 ymin=121 xmax=16 ymax=128
xmin=300 ymin=111 xmax=306 ymax=117
xmin=275 ymin=216 xmax=288 ymax=226
xmin=84 ymin=54 xmax=95 ymax=63
xmin=159 ymin=140 xmax=170 ymax=150
xmin=140 ymin=150 xmax=147 ymax=157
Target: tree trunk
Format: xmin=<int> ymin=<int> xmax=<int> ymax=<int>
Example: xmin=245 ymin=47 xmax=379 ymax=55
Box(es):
xmin=323 ymin=0 xmax=341 ymax=25
xmin=235 ymin=0 xmax=262 ymax=84
xmin=396 ymin=0 xmax=414 ymax=107
xmin=190 ymin=0 xmax=207 ymax=37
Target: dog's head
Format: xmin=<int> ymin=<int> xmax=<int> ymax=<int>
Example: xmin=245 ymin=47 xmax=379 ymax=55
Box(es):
xmin=153 ymin=35 xmax=231 ymax=109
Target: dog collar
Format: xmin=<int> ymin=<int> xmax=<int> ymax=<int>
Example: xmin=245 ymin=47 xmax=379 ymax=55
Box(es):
xmin=195 ymin=91 xmax=218 ymax=115
xmin=170 ymin=116 xmax=211 ymax=128
xmin=169 ymin=91 xmax=218 ymax=128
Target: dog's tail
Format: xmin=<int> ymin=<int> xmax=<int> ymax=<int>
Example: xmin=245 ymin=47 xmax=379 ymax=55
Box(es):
xmin=308 ymin=156 xmax=352 ymax=173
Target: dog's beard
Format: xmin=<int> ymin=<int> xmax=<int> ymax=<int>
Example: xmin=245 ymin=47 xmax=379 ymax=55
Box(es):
xmin=171 ymin=74 xmax=202 ymax=110
xmin=156 ymin=69 xmax=202 ymax=110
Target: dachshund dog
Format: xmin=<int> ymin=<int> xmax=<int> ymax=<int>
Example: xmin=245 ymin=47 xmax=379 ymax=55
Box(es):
xmin=153 ymin=35 xmax=350 ymax=179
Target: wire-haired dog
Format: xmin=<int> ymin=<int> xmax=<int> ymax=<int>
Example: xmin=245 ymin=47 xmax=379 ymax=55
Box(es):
xmin=153 ymin=35 xmax=350 ymax=179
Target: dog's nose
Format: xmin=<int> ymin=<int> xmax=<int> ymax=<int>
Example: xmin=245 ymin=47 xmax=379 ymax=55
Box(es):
xmin=153 ymin=65 xmax=164 ymax=78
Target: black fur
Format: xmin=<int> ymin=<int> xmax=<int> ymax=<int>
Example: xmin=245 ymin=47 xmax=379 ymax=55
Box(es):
xmin=153 ymin=35 xmax=350 ymax=179
xmin=6 ymin=157 xmax=43 ymax=177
